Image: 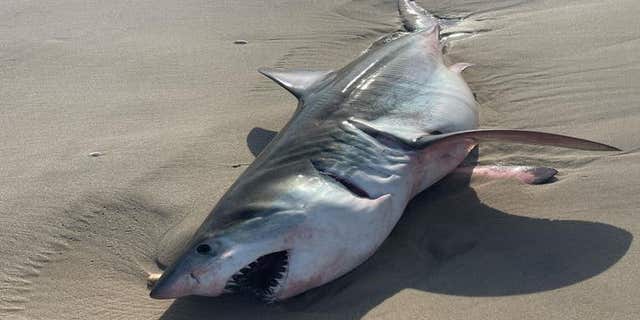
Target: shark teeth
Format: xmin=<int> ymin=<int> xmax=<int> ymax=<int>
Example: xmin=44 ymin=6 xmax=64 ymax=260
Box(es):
xmin=223 ymin=250 xmax=289 ymax=302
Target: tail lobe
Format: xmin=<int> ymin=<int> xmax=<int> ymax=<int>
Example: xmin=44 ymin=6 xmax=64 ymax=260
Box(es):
xmin=398 ymin=0 xmax=438 ymax=32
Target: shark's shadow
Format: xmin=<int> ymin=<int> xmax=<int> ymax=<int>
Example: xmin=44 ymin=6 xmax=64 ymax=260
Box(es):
xmin=158 ymin=128 xmax=632 ymax=319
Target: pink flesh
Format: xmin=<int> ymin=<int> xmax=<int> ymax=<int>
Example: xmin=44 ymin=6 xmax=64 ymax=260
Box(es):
xmin=454 ymin=165 xmax=558 ymax=185
xmin=409 ymin=138 xmax=478 ymax=198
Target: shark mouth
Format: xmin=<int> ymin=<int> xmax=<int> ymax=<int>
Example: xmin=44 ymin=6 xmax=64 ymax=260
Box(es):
xmin=223 ymin=250 xmax=289 ymax=302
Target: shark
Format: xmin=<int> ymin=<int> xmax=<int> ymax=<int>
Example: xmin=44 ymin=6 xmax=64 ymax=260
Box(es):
xmin=149 ymin=0 xmax=618 ymax=302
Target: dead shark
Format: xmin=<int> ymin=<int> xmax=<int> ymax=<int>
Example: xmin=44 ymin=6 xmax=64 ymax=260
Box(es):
xmin=149 ymin=0 xmax=618 ymax=302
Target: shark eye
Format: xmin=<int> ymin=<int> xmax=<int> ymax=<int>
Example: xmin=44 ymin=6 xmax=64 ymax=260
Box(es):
xmin=196 ymin=244 xmax=211 ymax=255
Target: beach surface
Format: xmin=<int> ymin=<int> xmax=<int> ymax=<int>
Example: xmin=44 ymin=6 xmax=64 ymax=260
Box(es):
xmin=1 ymin=0 xmax=638 ymax=319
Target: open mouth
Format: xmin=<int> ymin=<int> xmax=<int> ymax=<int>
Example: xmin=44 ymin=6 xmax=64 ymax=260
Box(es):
xmin=223 ymin=250 xmax=289 ymax=302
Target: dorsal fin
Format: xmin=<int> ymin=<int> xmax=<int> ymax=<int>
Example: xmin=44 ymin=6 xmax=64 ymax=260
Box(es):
xmin=258 ymin=68 xmax=332 ymax=99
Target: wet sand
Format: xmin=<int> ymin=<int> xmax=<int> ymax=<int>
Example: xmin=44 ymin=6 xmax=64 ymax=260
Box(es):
xmin=1 ymin=0 xmax=638 ymax=319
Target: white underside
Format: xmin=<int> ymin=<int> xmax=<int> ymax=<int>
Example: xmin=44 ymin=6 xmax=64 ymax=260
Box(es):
xmin=275 ymin=138 xmax=477 ymax=299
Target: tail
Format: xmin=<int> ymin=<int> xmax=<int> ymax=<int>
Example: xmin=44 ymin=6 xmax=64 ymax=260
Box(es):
xmin=398 ymin=0 xmax=439 ymax=32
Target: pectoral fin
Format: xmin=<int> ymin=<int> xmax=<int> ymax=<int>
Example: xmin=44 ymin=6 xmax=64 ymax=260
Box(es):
xmin=347 ymin=117 xmax=620 ymax=151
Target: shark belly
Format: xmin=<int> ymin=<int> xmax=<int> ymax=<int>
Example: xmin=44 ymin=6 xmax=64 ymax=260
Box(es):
xmin=270 ymin=119 xmax=476 ymax=299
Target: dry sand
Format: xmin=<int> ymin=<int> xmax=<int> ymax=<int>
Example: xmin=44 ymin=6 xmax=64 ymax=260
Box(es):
xmin=1 ymin=0 xmax=638 ymax=319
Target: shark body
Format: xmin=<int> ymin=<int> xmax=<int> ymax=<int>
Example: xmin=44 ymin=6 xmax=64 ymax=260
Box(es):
xmin=150 ymin=0 xmax=617 ymax=302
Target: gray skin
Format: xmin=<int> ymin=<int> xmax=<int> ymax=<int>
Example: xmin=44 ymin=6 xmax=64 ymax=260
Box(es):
xmin=150 ymin=0 xmax=617 ymax=302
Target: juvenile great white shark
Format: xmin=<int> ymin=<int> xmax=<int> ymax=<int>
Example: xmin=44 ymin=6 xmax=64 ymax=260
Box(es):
xmin=150 ymin=0 xmax=619 ymax=302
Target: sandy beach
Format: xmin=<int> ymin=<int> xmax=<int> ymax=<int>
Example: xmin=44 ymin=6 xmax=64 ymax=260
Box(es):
xmin=1 ymin=0 xmax=638 ymax=319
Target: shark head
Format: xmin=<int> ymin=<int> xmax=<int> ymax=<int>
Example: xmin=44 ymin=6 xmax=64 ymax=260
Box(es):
xmin=150 ymin=166 xmax=395 ymax=302
xmin=149 ymin=207 xmax=307 ymax=301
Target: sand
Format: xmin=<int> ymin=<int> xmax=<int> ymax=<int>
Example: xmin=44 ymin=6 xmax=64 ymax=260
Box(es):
xmin=1 ymin=0 xmax=638 ymax=319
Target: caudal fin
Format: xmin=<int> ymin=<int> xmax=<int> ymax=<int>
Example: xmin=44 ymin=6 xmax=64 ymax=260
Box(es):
xmin=398 ymin=0 xmax=438 ymax=32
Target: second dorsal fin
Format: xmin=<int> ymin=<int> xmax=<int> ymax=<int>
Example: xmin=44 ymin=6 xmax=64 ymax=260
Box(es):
xmin=258 ymin=68 xmax=332 ymax=99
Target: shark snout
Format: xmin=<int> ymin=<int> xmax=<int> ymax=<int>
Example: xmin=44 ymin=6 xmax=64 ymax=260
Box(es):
xmin=149 ymin=268 xmax=197 ymax=299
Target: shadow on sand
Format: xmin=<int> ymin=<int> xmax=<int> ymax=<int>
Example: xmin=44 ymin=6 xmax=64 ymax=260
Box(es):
xmin=158 ymin=127 xmax=632 ymax=319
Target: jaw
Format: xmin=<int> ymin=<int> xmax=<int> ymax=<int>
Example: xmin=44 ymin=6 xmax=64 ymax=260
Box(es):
xmin=222 ymin=250 xmax=290 ymax=302
xmin=150 ymin=250 xmax=291 ymax=301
